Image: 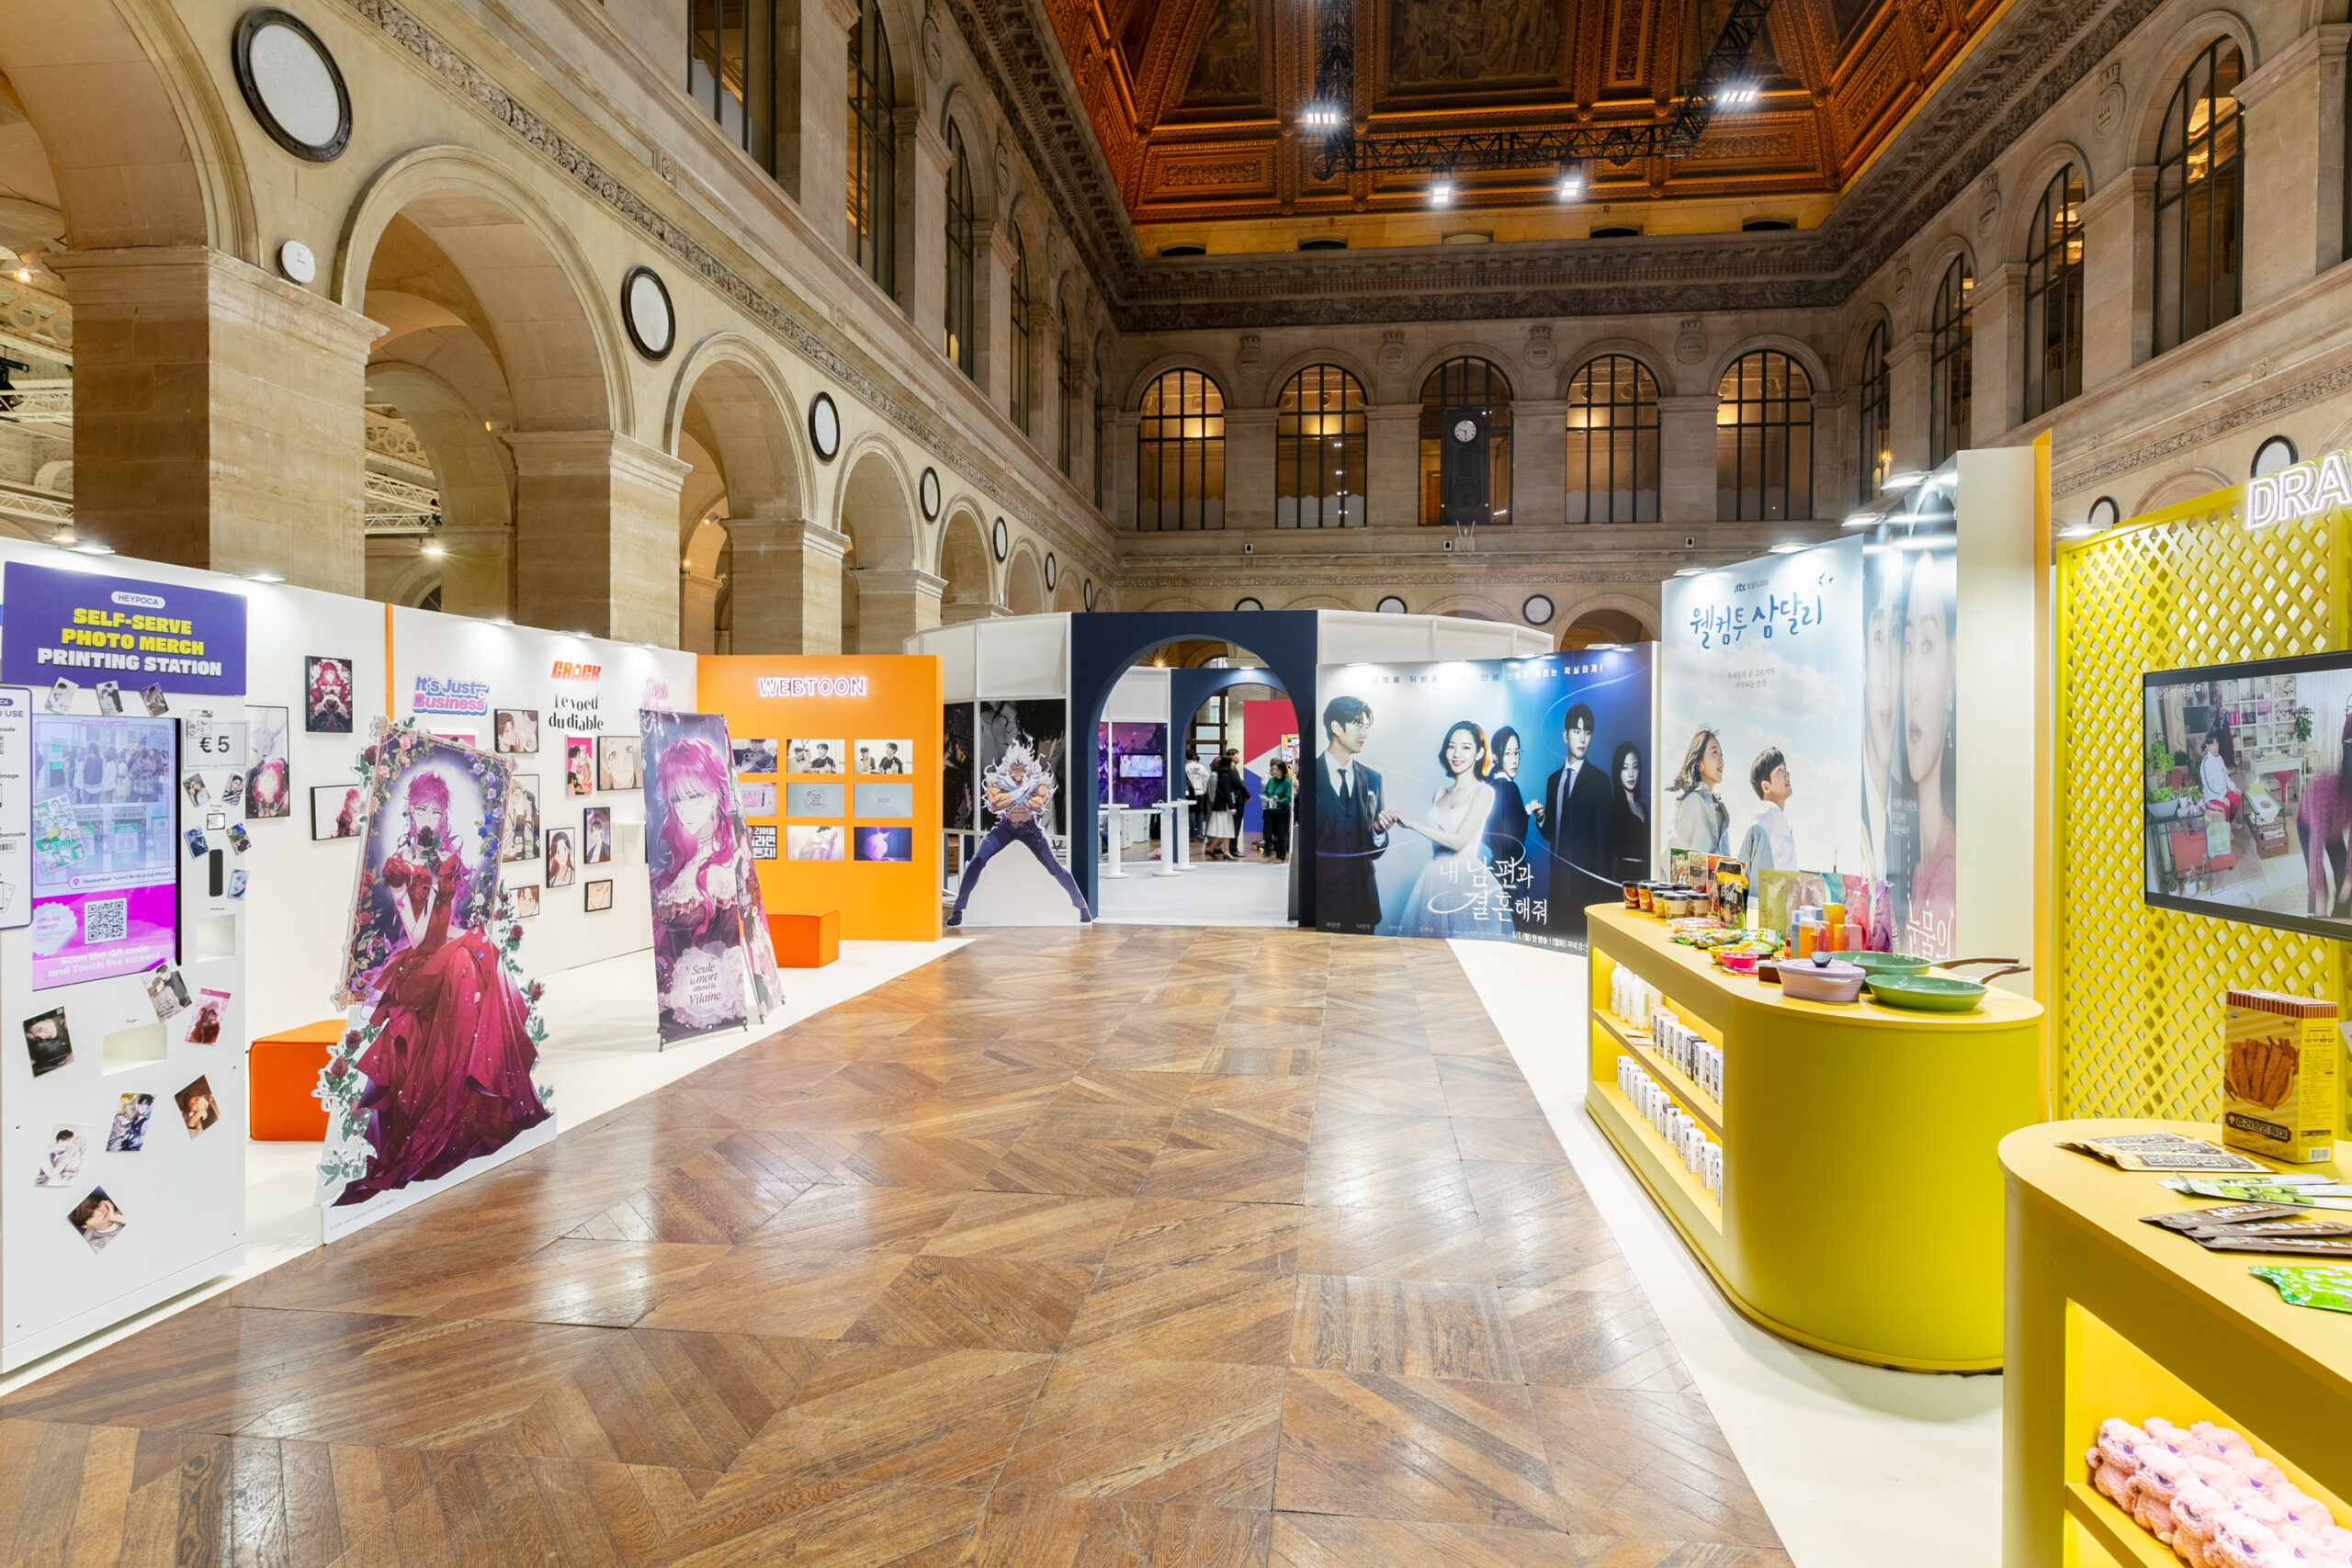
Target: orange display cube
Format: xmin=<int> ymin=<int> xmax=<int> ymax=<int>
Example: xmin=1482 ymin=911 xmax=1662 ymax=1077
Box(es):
xmin=249 ymin=1020 xmax=341 ymax=1141
xmin=769 ymin=909 xmax=839 ymax=968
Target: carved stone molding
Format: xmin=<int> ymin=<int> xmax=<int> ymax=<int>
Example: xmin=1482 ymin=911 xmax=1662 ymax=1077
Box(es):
xmin=2052 ymin=356 xmax=2352 ymax=497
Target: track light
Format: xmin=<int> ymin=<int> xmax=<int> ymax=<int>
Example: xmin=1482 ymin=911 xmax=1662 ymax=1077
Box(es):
xmin=1430 ymin=172 xmax=1454 ymax=206
xmin=1300 ymin=104 xmax=1344 ymax=129
xmin=1718 ymin=81 xmax=1759 ymax=106
xmin=1557 ymin=162 xmax=1586 ymax=201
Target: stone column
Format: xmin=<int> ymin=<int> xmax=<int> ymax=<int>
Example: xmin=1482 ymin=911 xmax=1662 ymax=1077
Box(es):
xmin=719 ymin=515 xmax=847 ymax=653
xmin=1818 ymin=388 xmax=1860 ymax=516
xmin=848 ymin=566 xmax=944 ymax=652
xmin=52 ymin=246 xmax=383 ymax=592
xmin=1886 ymin=333 xmax=1930 ymax=479
xmin=900 ymin=108 xmax=947 ymax=339
xmin=1111 ymin=408 xmax=1140 ymax=527
xmin=1971 ymin=263 xmax=2027 ymax=447
xmin=679 ymin=570 xmax=722 ymax=654
xmin=974 ymin=220 xmax=1016 ymax=415
xmin=435 ymin=521 xmax=514 ymax=621
xmin=508 ymin=432 xmax=691 ymax=646
xmin=1366 ymin=404 xmax=1420 ymax=528
xmin=2080 ymin=167 xmax=2154 ymax=389
xmin=939 ymin=600 xmax=1009 ymax=626
xmin=1657 ymin=394 xmax=1718 ymax=524
xmin=1223 ymin=407 xmax=1277 ymax=532
xmin=776 ymin=0 xmax=857 ymax=237
xmin=1511 ymin=399 xmax=1566 ymax=529
xmin=2234 ymin=27 xmax=2351 ymax=310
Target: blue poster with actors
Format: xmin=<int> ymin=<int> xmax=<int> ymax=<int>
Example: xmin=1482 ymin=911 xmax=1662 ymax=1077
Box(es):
xmin=1313 ymin=646 xmax=1655 ymax=953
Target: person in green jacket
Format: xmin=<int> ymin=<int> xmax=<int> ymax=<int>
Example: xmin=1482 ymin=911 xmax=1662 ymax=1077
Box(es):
xmin=1260 ymin=758 xmax=1295 ymax=861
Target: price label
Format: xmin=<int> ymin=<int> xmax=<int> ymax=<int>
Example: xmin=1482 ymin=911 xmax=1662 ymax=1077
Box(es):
xmin=186 ymin=719 xmax=247 ymax=766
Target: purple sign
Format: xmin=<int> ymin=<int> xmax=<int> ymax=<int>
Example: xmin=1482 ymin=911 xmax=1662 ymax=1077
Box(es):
xmin=28 ymin=714 xmax=179 ymax=990
xmin=4 ymin=561 xmax=248 ymax=696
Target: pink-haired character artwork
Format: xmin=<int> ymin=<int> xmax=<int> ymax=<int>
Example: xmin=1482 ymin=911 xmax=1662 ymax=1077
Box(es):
xmin=650 ymin=734 xmax=753 ymax=1039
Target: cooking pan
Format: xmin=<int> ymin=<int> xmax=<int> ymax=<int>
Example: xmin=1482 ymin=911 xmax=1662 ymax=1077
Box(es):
xmin=1847 ymin=952 xmax=2018 ymax=979
xmin=1865 ymin=964 xmax=2030 ymax=1012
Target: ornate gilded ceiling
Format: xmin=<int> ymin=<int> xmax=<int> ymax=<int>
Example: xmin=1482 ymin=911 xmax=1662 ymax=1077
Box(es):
xmin=1038 ymin=0 xmax=2008 ymax=222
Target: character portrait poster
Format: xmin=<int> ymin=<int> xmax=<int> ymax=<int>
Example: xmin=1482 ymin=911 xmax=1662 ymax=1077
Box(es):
xmin=640 ymin=708 xmax=778 ymax=1045
xmin=978 ymin=700 xmax=1067 ymax=835
xmin=1860 ymin=521 xmax=1960 ymax=957
xmin=316 ymin=725 xmax=554 ymax=1237
xmin=943 ymin=704 xmax=977 ymax=830
xmin=1660 ymin=538 xmax=1866 ymax=882
xmin=1313 ymin=648 xmax=1654 ymax=953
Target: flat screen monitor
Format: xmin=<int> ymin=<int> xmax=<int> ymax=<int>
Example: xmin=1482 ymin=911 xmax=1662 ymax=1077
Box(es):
xmin=2143 ymin=651 xmax=2352 ymax=939
xmin=1118 ymin=754 xmax=1165 ymax=779
xmin=28 ymin=714 xmax=179 ymax=988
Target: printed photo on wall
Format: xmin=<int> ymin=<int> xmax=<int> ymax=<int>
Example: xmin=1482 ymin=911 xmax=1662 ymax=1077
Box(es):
xmin=142 ymin=961 xmax=190 ymax=1021
xmin=582 ymin=806 xmax=613 ymax=863
xmin=585 ymin=878 xmax=613 ymax=912
xmin=855 ymin=739 xmax=912 ymax=775
xmin=640 ymin=709 xmax=759 ymax=1043
xmin=222 ymin=773 xmax=245 ymax=809
xmin=854 ymin=782 xmax=914 ymax=818
xmin=565 ymin=736 xmax=594 ymax=796
xmin=944 ymin=703 xmax=976 ymax=830
xmin=22 ymin=1005 xmax=72 ymax=1077
xmin=494 ymin=709 xmax=539 ymax=754
xmin=306 ymin=656 xmax=355 ymax=733
xmin=44 ymin=676 xmax=73 ymax=714
xmin=318 ymin=725 xmax=550 ymax=1216
xmin=68 ymin=1186 xmax=127 ymax=1252
xmin=786 ymin=782 xmax=843 ymax=817
xmin=184 ymin=988 xmax=230 ymax=1044
xmin=786 ymin=739 xmax=844 ymax=774
xmin=107 ymin=1092 xmax=154 ymax=1153
xmin=855 ymin=825 xmax=912 ymax=863
xmin=978 ymin=701 xmax=1068 ymax=835
xmin=1312 ymin=649 xmax=1656 ymax=953
xmin=597 ymin=733 xmax=641 ymax=792
xmin=732 ymin=738 xmax=779 ymax=776
xmin=141 ymin=683 xmax=169 ymax=717
xmin=787 ymin=825 xmax=842 ymax=860
xmin=545 ymin=828 xmax=576 ymax=887
xmin=736 ymin=782 xmax=776 ymax=817
xmin=175 ymin=1076 xmax=220 ymax=1139
xmin=752 ymin=824 xmax=777 ymax=860
xmin=514 ymin=883 xmax=540 ymax=917
xmin=501 ymin=774 xmax=541 ymax=863
xmin=34 ymin=1124 xmax=89 ymax=1187
xmin=311 ymin=784 xmax=366 ymax=840
xmin=95 ymin=681 xmax=122 ymax=716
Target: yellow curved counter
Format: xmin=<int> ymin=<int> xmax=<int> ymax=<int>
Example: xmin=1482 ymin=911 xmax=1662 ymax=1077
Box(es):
xmin=2002 ymin=1119 xmax=2352 ymax=1568
xmin=1585 ymin=903 xmax=2043 ymax=1371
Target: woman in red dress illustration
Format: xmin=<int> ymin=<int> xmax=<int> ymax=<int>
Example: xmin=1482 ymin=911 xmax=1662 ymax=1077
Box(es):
xmin=335 ymin=769 xmax=548 ymax=1204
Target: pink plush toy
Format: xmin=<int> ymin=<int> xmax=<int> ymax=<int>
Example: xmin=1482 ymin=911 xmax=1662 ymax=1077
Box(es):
xmin=2100 ymin=1416 xmax=2349 ymax=1568
xmin=2089 ymin=1419 xmax=2148 ymax=1507
xmin=2134 ymin=1448 xmax=2192 ymax=1540
xmin=2208 ymin=1514 xmax=2286 ymax=1568
xmin=2172 ymin=1480 xmax=2232 ymax=1567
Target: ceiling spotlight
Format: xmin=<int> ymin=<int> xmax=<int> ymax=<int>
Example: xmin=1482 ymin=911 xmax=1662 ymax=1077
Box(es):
xmin=1430 ymin=172 xmax=1454 ymax=207
xmin=49 ymin=525 xmax=73 ymax=546
xmin=420 ymin=541 xmax=446 ymax=557
xmin=1300 ymin=104 xmax=1344 ymax=129
xmin=1672 ymin=566 xmax=1705 ymax=578
xmin=1718 ymin=81 xmax=1759 ymax=106
xmin=248 ymin=569 xmax=284 ymax=583
xmin=1768 ymin=541 xmax=1805 ymax=554
xmin=74 ymin=542 xmax=115 ymax=556
xmin=1556 ymin=162 xmax=1586 ymax=201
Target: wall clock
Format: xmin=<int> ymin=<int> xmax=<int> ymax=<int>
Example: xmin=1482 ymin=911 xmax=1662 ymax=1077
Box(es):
xmin=1045 ymin=553 xmax=1058 ymax=590
xmin=991 ymin=517 xmax=1008 ymax=560
xmin=1083 ymin=580 xmax=1095 ymax=611
xmin=233 ymin=10 xmax=352 ymax=162
xmin=1234 ymin=597 xmax=1262 ymax=611
xmin=619 ymin=266 xmax=674 ymax=360
xmin=920 ymin=468 xmax=941 ymax=520
xmin=1377 ymin=595 xmax=1407 ymax=614
xmin=1522 ymin=594 xmax=1555 ymax=626
xmin=808 ymin=393 xmax=840 ymax=461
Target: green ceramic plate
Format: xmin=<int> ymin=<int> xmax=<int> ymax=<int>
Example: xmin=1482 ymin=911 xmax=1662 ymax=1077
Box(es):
xmin=1847 ymin=952 xmax=1936 ymax=977
xmin=1864 ymin=975 xmax=1987 ymax=1011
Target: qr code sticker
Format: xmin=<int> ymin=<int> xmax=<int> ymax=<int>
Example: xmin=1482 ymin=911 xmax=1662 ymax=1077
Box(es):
xmin=83 ymin=897 xmax=128 ymax=945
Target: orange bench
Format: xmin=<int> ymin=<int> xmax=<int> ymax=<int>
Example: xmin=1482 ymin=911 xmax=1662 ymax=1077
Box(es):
xmin=249 ymin=1019 xmax=341 ymax=1141
xmin=768 ymin=909 xmax=839 ymax=968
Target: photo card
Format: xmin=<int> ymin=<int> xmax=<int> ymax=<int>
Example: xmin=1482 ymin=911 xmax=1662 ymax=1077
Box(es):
xmin=22 ymin=1006 xmax=71 ymax=1077
xmin=95 ymin=681 xmax=122 ymax=716
xmin=34 ymin=1123 xmax=89 ymax=1187
xmin=141 ymin=684 xmax=170 ymax=717
xmin=142 ymin=962 xmax=190 ymax=1022
xmin=68 ymin=1186 xmax=127 ymax=1252
xmin=175 ymin=1076 xmax=220 ymax=1139
xmin=106 ymin=1093 xmax=154 ymax=1153
xmin=184 ymin=988 xmax=230 ymax=1044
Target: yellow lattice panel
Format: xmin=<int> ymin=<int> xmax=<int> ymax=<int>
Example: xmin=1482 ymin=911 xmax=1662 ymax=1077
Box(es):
xmin=2054 ymin=492 xmax=2351 ymax=1122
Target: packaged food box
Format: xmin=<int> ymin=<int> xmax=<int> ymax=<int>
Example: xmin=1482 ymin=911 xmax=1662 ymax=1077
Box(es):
xmin=2223 ymin=988 xmax=2340 ymax=1166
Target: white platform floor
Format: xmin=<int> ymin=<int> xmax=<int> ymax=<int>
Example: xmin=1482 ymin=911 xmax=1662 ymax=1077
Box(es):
xmin=1453 ymin=937 xmax=2003 ymax=1568
xmin=1093 ymin=853 xmax=1295 ymax=925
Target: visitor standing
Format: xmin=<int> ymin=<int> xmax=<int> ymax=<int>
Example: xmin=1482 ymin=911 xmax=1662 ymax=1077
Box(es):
xmin=1261 ymin=759 xmax=1294 ymax=860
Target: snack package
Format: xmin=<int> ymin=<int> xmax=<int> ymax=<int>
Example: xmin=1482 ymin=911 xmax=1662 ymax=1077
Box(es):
xmin=2249 ymin=1263 xmax=2352 ymax=1314
xmin=2064 ymin=1131 xmax=2272 ymax=1173
xmin=2223 ymin=989 xmax=2340 ymax=1165
xmin=2141 ymin=1202 xmax=2316 ymax=1233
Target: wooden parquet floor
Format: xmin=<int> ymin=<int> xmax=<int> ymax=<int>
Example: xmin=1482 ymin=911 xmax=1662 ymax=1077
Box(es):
xmin=0 ymin=927 xmax=1792 ymax=1567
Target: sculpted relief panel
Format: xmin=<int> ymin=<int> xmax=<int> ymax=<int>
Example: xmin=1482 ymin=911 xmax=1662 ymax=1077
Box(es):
xmin=1389 ymin=0 xmax=1563 ymax=85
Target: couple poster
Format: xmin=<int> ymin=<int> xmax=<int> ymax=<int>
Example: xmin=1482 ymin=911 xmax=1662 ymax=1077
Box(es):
xmin=1313 ymin=648 xmax=1655 ymax=953
xmin=640 ymin=707 xmax=786 ymax=1046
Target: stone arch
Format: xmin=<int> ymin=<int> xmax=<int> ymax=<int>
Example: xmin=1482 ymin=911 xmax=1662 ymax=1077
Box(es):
xmin=2134 ymin=467 xmax=2235 ymax=513
xmin=663 ymin=333 xmax=808 ymax=519
xmin=364 ymin=361 xmax=515 ymax=617
xmin=1556 ymin=595 xmax=1656 ymax=647
xmin=2003 ymin=143 xmax=2097 ymax=262
xmin=1056 ymin=569 xmax=1084 ymax=613
xmin=1280 ymin=592 xmax=1354 ymax=610
xmin=835 ymin=436 xmax=922 ymax=651
xmin=337 ymin=147 xmax=630 ymax=434
xmin=0 ymin=0 xmax=252 ymax=254
xmin=1555 ymin=338 xmax=1677 ymax=400
xmin=1125 ymin=355 xmax=1230 ymax=411
xmin=2133 ymin=12 xmax=2260 ymax=167
xmin=1424 ymin=593 xmax=1510 ymax=622
xmin=1841 ymin=306 xmax=1894 ymax=384
xmin=1409 ymin=343 xmax=1520 ymax=400
xmin=1262 ymin=347 xmax=1383 ymax=411
xmin=1912 ymin=237 xmax=1978 ymax=335
xmin=1705 ymin=333 xmax=1831 ymax=399
xmin=1139 ymin=595 xmax=1212 ymax=612
xmin=375 ymin=552 xmax=445 ymax=614
xmin=936 ymin=506 xmax=994 ymax=615
xmin=1006 ymin=543 xmax=1047 ymax=614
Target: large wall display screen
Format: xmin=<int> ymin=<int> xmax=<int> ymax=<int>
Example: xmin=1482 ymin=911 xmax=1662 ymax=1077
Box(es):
xmin=28 ymin=714 xmax=178 ymax=988
xmin=2143 ymin=650 xmax=2352 ymax=940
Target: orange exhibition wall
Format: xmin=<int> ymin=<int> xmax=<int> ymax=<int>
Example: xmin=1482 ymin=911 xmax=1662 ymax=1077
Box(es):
xmin=697 ymin=655 xmax=944 ymax=942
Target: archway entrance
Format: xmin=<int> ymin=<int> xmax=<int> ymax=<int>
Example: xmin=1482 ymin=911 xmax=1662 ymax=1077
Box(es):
xmin=1560 ymin=606 xmax=1649 ymax=649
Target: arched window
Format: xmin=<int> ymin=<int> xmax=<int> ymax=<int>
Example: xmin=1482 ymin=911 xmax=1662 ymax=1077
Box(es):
xmin=943 ymin=123 xmax=974 ymax=375
xmin=1092 ymin=347 xmax=1106 ymax=510
xmin=1136 ymin=369 xmax=1225 ymax=530
xmin=1857 ymin=324 xmax=1890 ymax=502
xmin=1058 ymin=299 xmax=1079 ymax=477
xmin=1419 ymin=357 xmax=1514 ymax=526
xmin=687 ymin=0 xmax=775 ymax=168
xmin=2155 ymin=41 xmax=2245 ymax=355
xmin=2024 ymin=165 xmax=2085 ymax=419
xmin=1716 ymin=350 xmax=1813 ymax=521
xmin=846 ymin=0 xmax=896 ymax=296
xmin=1929 ymin=257 xmax=1973 ymax=465
xmin=1564 ymin=355 xmax=1659 ymax=523
xmin=1276 ymin=365 xmax=1367 ymax=528
xmin=1010 ymin=233 xmax=1033 ymax=435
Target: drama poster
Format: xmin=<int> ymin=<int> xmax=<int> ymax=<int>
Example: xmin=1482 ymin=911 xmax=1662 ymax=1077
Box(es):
xmin=944 ymin=703 xmax=976 ymax=830
xmin=316 ymin=725 xmax=554 ymax=1235
xmin=640 ymin=709 xmax=757 ymax=1045
xmin=1313 ymin=648 xmax=1654 ymax=953
xmin=978 ymin=700 xmax=1068 ymax=835
xmin=1860 ymin=523 xmax=1959 ymax=958
xmin=1660 ymin=538 xmax=1867 ymax=881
